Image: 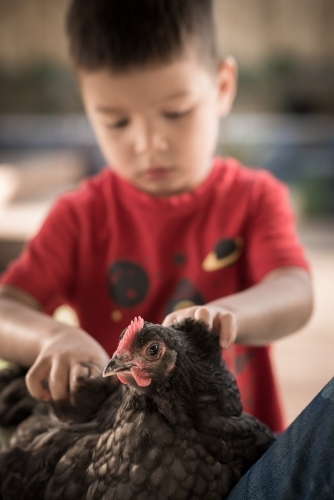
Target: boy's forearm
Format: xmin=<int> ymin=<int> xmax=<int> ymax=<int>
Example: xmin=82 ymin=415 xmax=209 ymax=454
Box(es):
xmin=0 ymin=294 xmax=74 ymax=367
xmin=0 ymin=286 xmax=111 ymax=400
xmin=210 ymin=267 xmax=313 ymax=345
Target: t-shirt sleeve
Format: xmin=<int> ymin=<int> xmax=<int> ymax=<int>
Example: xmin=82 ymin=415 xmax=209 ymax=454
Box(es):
xmin=0 ymin=197 xmax=79 ymax=314
xmin=245 ymin=171 xmax=310 ymax=284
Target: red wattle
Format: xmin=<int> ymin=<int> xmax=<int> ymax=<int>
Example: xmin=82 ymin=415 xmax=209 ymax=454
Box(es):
xmin=117 ymin=374 xmax=128 ymax=384
xmin=131 ymin=368 xmax=152 ymax=387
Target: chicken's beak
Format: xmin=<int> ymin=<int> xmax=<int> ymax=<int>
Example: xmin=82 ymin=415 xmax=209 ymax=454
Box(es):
xmin=103 ymin=356 xmax=134 ymax=377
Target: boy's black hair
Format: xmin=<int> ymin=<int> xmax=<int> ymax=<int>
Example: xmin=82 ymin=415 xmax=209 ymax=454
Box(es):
xmin=66 ymin=0 xmax=218 ymax=72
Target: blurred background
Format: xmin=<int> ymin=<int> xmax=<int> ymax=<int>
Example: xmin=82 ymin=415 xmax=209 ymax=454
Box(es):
xmin=0 ymin=0 xmax=333 ymax=425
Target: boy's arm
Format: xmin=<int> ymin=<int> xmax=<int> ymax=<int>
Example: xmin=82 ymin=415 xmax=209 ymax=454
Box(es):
xmin=163 ymin=267 xmax=313 ymax=347
xmin=0 ymin=284 xmax=110 ymax=401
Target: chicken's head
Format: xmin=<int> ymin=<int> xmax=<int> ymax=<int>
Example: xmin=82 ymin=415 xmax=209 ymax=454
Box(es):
xmin=103 ymin=317 xmax=177 ymax=388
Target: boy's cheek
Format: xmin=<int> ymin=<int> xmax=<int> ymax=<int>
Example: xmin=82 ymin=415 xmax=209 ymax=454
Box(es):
xmin=92 ymin=130 xmax=127 ymax=166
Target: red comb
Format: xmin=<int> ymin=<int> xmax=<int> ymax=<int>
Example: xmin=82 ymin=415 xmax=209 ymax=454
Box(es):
xmin=116 ymin=316 xmax=144 ymax=354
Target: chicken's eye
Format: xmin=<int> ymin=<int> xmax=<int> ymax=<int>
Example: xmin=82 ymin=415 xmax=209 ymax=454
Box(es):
xmin=146 ymin=344 xmax=160 ymax=357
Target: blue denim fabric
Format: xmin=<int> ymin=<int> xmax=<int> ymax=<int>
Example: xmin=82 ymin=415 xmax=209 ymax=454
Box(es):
xmin=226 ymin=378 xmax=334 ymax=500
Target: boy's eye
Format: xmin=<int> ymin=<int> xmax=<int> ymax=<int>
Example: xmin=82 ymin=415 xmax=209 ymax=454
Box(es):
xmin=107 ymin=118 xmax=129 ymax=129
xmin=163 ymin=109 xmax=191 ymax=120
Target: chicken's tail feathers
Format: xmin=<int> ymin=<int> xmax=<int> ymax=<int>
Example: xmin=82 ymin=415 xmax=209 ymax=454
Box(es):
xmin=0 ymin=446 xmax=29 ymax=498
xmin=0 ymin=364 xmax=35 ymax=429
xmin=239 ymin=411 xmax=276 ymax=468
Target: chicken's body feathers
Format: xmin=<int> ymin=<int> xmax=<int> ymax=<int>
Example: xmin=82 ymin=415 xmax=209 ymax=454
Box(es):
xmin=0 ymin=319 xmax=275 ymax=499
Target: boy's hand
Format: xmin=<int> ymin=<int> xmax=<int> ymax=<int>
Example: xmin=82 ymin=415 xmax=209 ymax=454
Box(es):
xmin=25 ymin=328 xmax=110 ymax=402
xmin=162 ymin=305 xmax=237 ymax=349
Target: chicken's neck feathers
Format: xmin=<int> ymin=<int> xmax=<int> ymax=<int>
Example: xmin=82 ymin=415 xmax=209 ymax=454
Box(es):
xmin=112 ymin=357 xmax=242 ymax=437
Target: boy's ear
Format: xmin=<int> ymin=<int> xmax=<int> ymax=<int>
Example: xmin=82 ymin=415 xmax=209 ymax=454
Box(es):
xmin=216 ymin=56 xmax=238 ymax=117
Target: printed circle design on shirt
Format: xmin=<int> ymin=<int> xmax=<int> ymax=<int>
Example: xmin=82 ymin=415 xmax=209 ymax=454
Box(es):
xmin=172 ymin=300 xmax=196 ymax=311
xmin=111 ymin=310 xmax=123 ymax=322
xmin=107 ymin=261 xmax=149 ymax=307
xmin=165 ymin=278 xmax=204 ymax=315
xmin=173 ymin=253 xmax=186 ymax=266
xmin=202 ymin=237 xmax=243 ymax=272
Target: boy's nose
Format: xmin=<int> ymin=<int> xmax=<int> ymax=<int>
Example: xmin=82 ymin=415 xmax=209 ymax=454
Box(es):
xmin=134 ymin=124 xmax=168 ymax=155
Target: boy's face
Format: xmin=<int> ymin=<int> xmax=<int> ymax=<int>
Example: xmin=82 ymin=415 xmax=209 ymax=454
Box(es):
xmin=80 ymin=50 xmax=236 ymax=196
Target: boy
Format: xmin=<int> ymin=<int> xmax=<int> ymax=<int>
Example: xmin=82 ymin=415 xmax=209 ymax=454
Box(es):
xmin=0 ymin=0 xmax=312 ymax=433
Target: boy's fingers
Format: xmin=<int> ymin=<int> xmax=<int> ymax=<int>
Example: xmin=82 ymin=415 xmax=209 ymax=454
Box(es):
xmin=194 ymin=308 xmax=235 ymax=347
xmin=193 ymin=306 xmax=211 ymax=324
xmin=49 ymin=358 xmax=70 ymax=401
xmin=164 ymin=307 xmax=237 ymax=349
xmin=162 ymin=313 xmax=176 ymax=326
xmin=69 ymin=362 xmax=90 ymax=393
xmin=218 ymin=312 xmax=236 ymax=348
xmin=163 ymin=306 xmax=200 ymax=327
xmin=26 ymin=358 xmax=52 ymax=401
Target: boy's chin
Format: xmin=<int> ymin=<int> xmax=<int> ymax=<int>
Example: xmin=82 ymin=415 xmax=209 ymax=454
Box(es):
xmin=113 ymin=163 xmax=212 ymax=196
xmin=134 ymin=172 xmax=185 ymax=197
xmin=135 ymin=181 xmax=191 ymax=197
xmin=132 ymin=173 xmax=206 ymax=197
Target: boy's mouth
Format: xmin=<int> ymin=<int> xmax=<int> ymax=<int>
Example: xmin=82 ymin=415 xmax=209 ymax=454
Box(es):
xmin=140 ymin=166 xmax=173 ymax=181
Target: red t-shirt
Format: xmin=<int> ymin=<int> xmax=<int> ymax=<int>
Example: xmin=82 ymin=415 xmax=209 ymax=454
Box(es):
xmin=0 ymin=157 xmax=309 ymax=431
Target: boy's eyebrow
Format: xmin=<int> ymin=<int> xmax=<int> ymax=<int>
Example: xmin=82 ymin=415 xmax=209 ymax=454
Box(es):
xmin=163 ymin=90 xmax=191 ymax=101
xmin=95 ymin=91 xmax=191 ymax=114
xmin=96 ymin=106 xmax=124 ymax=115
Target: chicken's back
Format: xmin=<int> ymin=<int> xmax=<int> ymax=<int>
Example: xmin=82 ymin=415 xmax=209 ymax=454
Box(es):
xmin=0 ymin=366 xmax=121 ymax=500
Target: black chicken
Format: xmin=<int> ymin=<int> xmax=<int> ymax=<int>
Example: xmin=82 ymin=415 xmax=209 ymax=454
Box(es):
xmin=0 ymin=318 xmax=275 ymax=499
